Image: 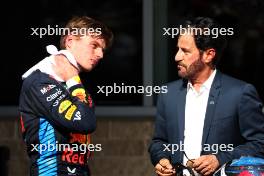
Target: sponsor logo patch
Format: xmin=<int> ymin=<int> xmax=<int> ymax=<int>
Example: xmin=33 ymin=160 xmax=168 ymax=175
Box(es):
xmin=70 ymin=133 xmax=87 ymax=144
xmin=52 ymin=94 xmax=66 ymax=106
xmin=67 ymin=166 xmax=76 ymax=175
xmin=62 ymin=148 xmax=84 ymax=165
xmin=40 ymin=84 xmax=56 ymax=94
xmin=72 ymin=76 xmax=81 ymax=84
xmin=72 ymin=88 xmax=87 ymax=103
xmin=73 ymin=111 xmax=81 ymax=121
xmin=59 ymin=100 xmax=72 ymax=113
xmin=65 ymin=105 xmax=77 ymax=120
xmin=46 ymin=88 xmax=62 ymax=102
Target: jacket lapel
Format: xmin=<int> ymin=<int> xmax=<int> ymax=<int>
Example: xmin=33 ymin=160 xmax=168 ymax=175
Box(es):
xmin=177 ymin=79 xmax=187 ymax=161
xmin=201 ymin=71 xmax=222 ymax=145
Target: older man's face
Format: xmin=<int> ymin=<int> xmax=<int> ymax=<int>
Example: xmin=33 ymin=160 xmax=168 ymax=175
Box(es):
xmin=175 ymin=33 xmax=206 ymax=79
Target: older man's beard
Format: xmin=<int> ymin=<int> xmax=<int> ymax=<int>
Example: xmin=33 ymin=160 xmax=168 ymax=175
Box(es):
xmin=178 ymin=57 xmax=206 ymax=80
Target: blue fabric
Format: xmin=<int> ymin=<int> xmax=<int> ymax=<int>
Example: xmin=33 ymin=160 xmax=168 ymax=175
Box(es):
xmin=37 ymin=117 xmax=57 ymax=176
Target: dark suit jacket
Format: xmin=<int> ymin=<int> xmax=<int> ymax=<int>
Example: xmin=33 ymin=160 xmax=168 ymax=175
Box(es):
xmin=149 ymin=71 xmax=264 ymax=166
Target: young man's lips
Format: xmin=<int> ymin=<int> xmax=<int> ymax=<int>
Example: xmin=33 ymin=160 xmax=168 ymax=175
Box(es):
xmin=91 ymin=60 xmax=98 ymax=66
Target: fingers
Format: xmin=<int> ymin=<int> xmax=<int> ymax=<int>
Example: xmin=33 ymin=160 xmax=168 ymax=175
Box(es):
xmin=199 ymin=165 xmax=212 ymax=175
xmin=159 ymin=158 xmax=174 ymax=169
xmin=192 ymin=156 xmax=204 ymax=168
xmin=53 ymin=55 xmax=79 ymax=81
xmin=186 ymin=159 xmax=195 ymax=168
xmin=204 ymin=169 xmax=214 ymax=176
xmin=200 ymin=166 xmax=214 ymax=176
xmin=155 ymin=163 xmax=175 ymax=174
xmin=155 ymin=170 xmax=175 ymax=176
xmin=192 ymin=155 xmax=219 ymax=175
xmin=155 ymin=159 xmax=176 ymax=176
xmin=195 ymin=160 xmax=209 ymax=171
xmin=54 ymin=54 xmax=67 ymax=67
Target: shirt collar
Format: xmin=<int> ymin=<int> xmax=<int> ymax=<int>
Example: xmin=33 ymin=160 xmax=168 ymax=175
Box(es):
xmin=187 ymin=69 xmax=217 ymax=92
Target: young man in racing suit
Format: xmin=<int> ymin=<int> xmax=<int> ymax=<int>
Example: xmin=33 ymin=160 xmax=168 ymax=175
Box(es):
xmin=19 ymin=16 xmax=113 ymax=176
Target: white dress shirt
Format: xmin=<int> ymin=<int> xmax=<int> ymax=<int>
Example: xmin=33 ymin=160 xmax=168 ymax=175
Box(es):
xmin=183 ymin=70 xmax=217 ymax=174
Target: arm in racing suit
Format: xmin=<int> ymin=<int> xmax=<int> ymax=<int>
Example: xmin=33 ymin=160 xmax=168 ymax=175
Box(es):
xmin=19 ymin=69 xmax=95 ymax=176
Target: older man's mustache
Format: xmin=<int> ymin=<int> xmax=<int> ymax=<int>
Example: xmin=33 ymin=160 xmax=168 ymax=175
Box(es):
xmin=176 ymin=60 xmax=187 ymax=67
xmin=175 ymin=59 xmax=183 ymax=64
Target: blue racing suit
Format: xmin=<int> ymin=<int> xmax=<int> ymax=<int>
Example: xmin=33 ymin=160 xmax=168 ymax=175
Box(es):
xmin=19 ymin=69 xmax=96 ymax=176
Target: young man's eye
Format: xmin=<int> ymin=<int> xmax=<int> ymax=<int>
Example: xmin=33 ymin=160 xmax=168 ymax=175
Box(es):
xmin=91 ymin=44 xmax=97 ymax=48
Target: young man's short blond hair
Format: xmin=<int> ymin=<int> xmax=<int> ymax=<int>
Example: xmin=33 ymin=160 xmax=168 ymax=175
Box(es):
xmin=60 ymin=16 xmax=113 ymax=49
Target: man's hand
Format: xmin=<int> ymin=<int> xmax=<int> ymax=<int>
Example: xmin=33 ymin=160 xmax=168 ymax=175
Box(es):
xmin=155 ymin=158 xmax=176 ymax=176
xmin=52 ymin=54 xmax=79 ymax=81
xmin=192 ymin=155 xmax=219 ymax=176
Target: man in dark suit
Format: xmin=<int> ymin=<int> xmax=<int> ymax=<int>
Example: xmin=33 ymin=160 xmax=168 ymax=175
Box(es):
xmin=149 ymin=17 xmax=264 ymax=176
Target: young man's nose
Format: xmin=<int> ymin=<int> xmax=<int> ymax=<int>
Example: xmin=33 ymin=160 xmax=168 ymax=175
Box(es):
xmin=95 ymin=48 xmax=103 ymax=59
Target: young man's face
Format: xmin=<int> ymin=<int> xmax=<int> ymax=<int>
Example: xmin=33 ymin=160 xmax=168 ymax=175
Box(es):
xmin=67 ymin=34 xmax=106 ymax=71
xmin=175 ymin=33 xmax=206 ymax=79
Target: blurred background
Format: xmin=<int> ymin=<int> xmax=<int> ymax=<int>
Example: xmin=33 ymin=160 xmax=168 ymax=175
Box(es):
xmin=0 ymin=0 xmax=264 ymax=175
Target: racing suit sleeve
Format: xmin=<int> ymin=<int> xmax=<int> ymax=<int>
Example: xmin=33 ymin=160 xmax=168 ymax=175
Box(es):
xmin=26 ymin=75 xmax=96 ymax=134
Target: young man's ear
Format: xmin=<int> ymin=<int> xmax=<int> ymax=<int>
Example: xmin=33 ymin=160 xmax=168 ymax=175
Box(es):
xmin=65 ymin=35 xmax=75 ymax=49
xmin=203 ymin=48 xmax=216 ymax=63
